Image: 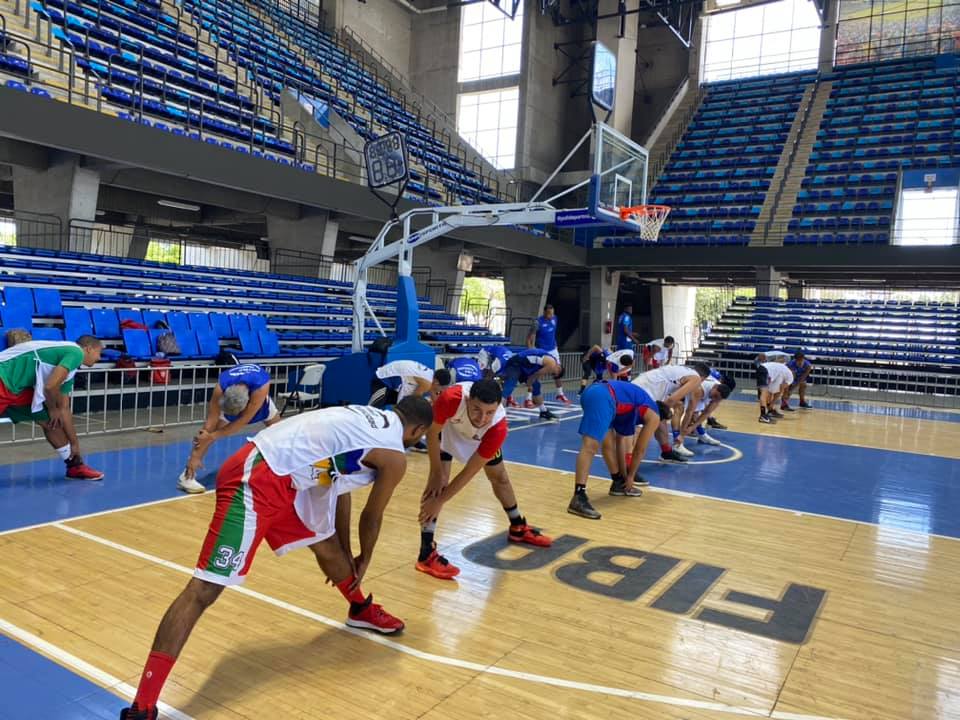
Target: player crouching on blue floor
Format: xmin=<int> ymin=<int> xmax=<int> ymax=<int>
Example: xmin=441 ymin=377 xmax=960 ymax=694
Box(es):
xmin=495 ymin=347 xmax=565 ymax=421
xmin=179 ymin=363 xmax=282 ymax=493
xmin=568 ymin=379 xmax=667 ymax=520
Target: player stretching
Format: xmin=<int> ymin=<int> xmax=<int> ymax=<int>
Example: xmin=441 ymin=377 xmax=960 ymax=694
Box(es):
xmin=633 ymin=363 xmax=710 ymax=462
xmin=781 ymin=351 xmax=813 ymax=410
xmin=178 ymin=363 xmax=282 ymax=493
xmin=757 ymin=360 xmax=794 ymax=424
xmin=642 ymin=336 xmax=675 ymax=370
xmin=674 ymin=376 xmax=731 ymax=449
xmin=498 ymin=347 xmax=564 ymax=420
xmin=373 ymin=360 xmax=450 ymax=406
xmin=416 ymin=379 xmax=553 ymax=579
xmin=526 ymin=303 xmax=570 ymax=405
xmin=120 ymin=399 xmax=434 ymax=719
xmin=568 ymin=380 xmax=663 ymax=520
xmin=579 ymin=346 xmax=634 ymax=393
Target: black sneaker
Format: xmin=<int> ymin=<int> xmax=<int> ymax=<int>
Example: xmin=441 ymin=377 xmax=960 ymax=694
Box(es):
xmin=799 ymin=401 xmax=812 ymax=409
xmin=768 ymin=409 xmax=784 ymax=419
xmin=706 ymin=417 xmax=727 ymax=430
xmin=568 ymin=492 xmax=601 ymax=519
xmin=539 ymin=409 xmax=559 ymax=421
xmin=609 ymin=479 xmax=643 ymax=497
xmin=759 ymin=414 xmax=773 ymax=424
xmin=410 ymin=440 xmax=428 ymax=453
xmin=120 ymin=705 xmax=158 ymax=720
xmin=660 ymin=449 xmax=688 ymax=463
xmin=780 ymin=404 xmax=796 ymax=412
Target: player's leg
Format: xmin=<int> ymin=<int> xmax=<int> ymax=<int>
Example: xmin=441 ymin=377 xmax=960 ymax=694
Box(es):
xmin=798 ymin=375 xmax=811 ymax=408
xmin=483 ymin=455 xmax=552 ymax=546
xmin=34 ymin=411 xmax=104 ymax=480
xmin=415 ymin=455 xmax=460 ymax=579
xmin=531 ymin=379 xmax=558 ymax=420
xmin=569 ymin=384 xmax=614 ymax=519
xmin=768 ymin=383 xmax=785 ymax=419
xmin=124 ymin=444 xmax=268 ymax=718
xmin=656 ymin=415 xmax=688 ymax=463
xmin=549 ymin=349 xmax=570 ymax=404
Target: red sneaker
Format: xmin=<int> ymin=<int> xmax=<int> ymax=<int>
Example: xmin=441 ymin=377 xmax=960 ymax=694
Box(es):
xmin=346 ymin=595 xmax=405 ymax=634
xmin=415 ymin=548 xmax=460 ymax=579
xmin=505 ymin=397 xmax=519 ymax=408
xmin=66 ymin=463 xmax=104 ymax=481
xmin=523 ymin=399 xmax=535 ymax=409
xmin=557 ymin=394 xmax=572 ymax=405
xmin=509 ymin=522 xmax=553 ymax=547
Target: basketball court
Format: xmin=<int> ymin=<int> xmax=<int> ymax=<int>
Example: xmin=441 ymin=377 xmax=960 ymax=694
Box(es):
xmin=2 ymin=396 xmax=959 ymax=720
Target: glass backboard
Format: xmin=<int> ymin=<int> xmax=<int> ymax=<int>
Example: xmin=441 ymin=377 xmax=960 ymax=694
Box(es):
xmin=590 ymin=123 xmax=649 ymax=229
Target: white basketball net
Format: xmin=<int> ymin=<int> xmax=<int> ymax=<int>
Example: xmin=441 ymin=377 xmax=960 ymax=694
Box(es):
xmin=622 ymin=205 xmax=671 ymax=242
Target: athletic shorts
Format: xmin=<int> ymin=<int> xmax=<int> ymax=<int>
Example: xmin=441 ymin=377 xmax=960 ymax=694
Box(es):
xmin=439 ymin=448 xmax=504 ymax=466
xmin=194 ymin=442 xmax=328 ymax=586
xmin=754 ymin=364 xmax=770 ymax=389
xmin=578 ymin=383 xmax=636 ymax=442
xmin=0 ymin=381 xmax=49 ymax=424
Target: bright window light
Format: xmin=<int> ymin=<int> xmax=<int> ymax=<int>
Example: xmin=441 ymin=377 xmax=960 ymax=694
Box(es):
xmin=458 ymin=1 xmax=524 ymax=82
xmin=457 ymin=87 xmax=520 ymax=169
xmin=895 ymin=189 xmax=958 ymax=246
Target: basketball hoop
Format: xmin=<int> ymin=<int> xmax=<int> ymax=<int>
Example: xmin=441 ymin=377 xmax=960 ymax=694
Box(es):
xmin=619 ymin=204 xmax=671 ymax=241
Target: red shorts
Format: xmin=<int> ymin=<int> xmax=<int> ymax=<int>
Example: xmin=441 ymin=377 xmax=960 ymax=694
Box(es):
xmin=193 ymin=442 xmax=324 ymax=586
xmin=0 ymin=379 xmax=34 ymax=416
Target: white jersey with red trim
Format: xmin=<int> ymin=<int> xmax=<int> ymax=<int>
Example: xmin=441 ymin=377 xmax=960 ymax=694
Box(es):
xmin=436 ymin=382 xmax=507 ymax=463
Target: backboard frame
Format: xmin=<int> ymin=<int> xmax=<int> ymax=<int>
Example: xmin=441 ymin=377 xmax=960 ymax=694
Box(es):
xmin=589 ymin=123 xmax=649 ymax=231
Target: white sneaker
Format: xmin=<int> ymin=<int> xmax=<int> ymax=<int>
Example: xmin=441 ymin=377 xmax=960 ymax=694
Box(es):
xmin=178 ymin=471 xmax=206 ymax=494
xmin=672 ymin=443 xmax=694 ymax=458
xmin=698 ymin=432 xmax=722 ymax=446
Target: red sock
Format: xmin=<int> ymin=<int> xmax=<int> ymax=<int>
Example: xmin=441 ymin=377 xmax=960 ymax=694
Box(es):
xmin=660 ymin=443 xmax=672 ymax=453
xmin=133 ymin=651 xmax=175 ymax=709
xmin=336 ymin=576 xmax=366 ymax=605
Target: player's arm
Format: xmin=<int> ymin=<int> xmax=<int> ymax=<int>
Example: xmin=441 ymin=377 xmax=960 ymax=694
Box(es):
xmin=413 ymin=376 xmax=433 ymax=397
xmin=439 ymin=452 xmax=489 ymax=505
xmin=525 ymin=324 xmax=536 ymax=349
xmin=42 ymin=365 xmax=72 ymax=426
xmin=582 ymin=345 xmax=601 ymax=363
xmin=798 ymin=364 xmax=813 ymax=382
xmin=665 ymin=376 xmax=701 ymax=408
xmin=200 ymin=385 xmax=224 ymax=433
xmin=423 ymin=420 xmax=447 ymax=498
xmin=626 ymin=411 xmax=659 ymax=485
xmin=356 ymin=450 xmax=407 ymax=572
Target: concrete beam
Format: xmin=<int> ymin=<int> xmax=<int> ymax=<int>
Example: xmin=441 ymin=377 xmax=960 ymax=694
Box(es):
xmin=0 ymin=138 xmax=49 ymax=170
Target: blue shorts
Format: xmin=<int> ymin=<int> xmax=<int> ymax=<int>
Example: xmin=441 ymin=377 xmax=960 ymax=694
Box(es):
xmin=578 ymin=383 xmax=638 ymax=442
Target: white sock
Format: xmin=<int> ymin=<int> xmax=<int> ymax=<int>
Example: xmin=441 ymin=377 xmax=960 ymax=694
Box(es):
xmin=56 ymin=445 xmax=72 ymax=462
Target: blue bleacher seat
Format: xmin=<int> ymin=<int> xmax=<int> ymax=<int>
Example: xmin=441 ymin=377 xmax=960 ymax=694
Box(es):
xmin=3 ymin=286 xmax=34 ymax=315
xmin=91 ymin=308 xmax=121 ymax=338
xmin=178 ymin=330 xmax=200 ymax=358
xmin=258 ymin=330 xmax=280 ymax=355
xmin=249 ymin=315 xmax=268 ymax=332
xmin=195 ymin=327 xmax=220 ymax=357
xmin=237 ymin=328 xmax=261 ymax=355
xmin=33 ymin=288 xmax=63 ymax=317
xmin=230 ymin=314 xmax=251 ymax=337
xmin=188 ymin=312 xmax=211 ymax=331
xmin=33 ymin=327 xmax=65 ymax=341
xmin=142 ymin=310 xmax=166 ymax=329
xmin=63 ymin=307 xmax=93 ymax=341
xmin=166 ymin=311 xmax=191 ymax=336
xmin=118 ymin=309 xmax=144 ymax=326
xmin=209 ymin=312 xmax=232 ymax=338
xmin=122 ymin=328 xmax=152 ymax=359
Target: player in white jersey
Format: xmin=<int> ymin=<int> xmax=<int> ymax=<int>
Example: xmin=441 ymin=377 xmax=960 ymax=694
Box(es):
xmin=415 ymin=379 xmax=553 ymax=579
xmin=674 ymin=378 xmax=732 ymax=448
xmin=642 ymin=336 xmax=675 ymax=369
xmin=762 ymin=350 xmax=791 ymax=362
xmin=373 ymin=360 xmax=450 ymax=405
xmin=633 ymin=363 xmax=710 ymax=462
xmin=757 ymin=361 xmax=795 ymax=424
xmin=120 ymin=398 xmax=435 ymax=720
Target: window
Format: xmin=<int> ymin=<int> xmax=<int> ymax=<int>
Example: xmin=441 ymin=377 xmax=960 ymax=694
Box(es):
xmin=0 ymin=219 xmax=14 ymax=246
xmin=458 ymin=1 xmax=524 ymax=82
xmin=703 ymin=0 xmax=821 ymax=81
xmin=894 ymin=189 xmax=958 ymax=246
xmin=836 ymin=0 xmax=960 ymax=65
xmin=457 ymin=87 xmax=520 ymax=169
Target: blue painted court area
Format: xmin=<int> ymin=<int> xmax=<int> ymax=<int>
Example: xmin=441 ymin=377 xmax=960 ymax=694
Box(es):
xmin=502 ymin=415 xmax=960 ymax=539
xmin=1 ymin=404 xmax=958 ymax=540
xmin=0 ymin=634 xmax=124 ymax=719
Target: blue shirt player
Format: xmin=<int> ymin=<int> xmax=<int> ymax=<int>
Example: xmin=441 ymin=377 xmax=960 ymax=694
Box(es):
xmin=526 ymin=304 xmax=570 ymax=405
xmin=783 ymin=351 xmax=813 ymax=410
xmin=569 ymin=380 xmax=663 ymax=519
xmin=615 ymin=303 xmax=640 ymax=351
xmin=447 ymin=356 xmax=484 ymax=383
xmin=179 ymin=363 xmax=281 ymax=494
xmin=497 ymin=347 xmax=563 ymax=420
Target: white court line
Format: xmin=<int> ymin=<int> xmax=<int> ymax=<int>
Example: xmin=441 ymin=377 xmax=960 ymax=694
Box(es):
xmin=0 ymin=488 xmax=208 ymax=537
xmin=51 ymin=522 xmax=845 ymax=720
xmin=0 ymin=617 xmax=194 ymax=720
xmin=560 ymin=444 xmax=745 ymax=466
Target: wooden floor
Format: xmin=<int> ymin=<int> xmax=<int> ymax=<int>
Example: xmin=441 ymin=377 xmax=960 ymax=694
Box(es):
xmin=2 ymin=400 xmax=960 ymax=720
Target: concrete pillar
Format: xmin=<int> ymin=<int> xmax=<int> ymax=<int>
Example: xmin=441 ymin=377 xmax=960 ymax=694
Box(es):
xmin=588 ymin=266 xmax=620 ymax=348
xmin=126 ymin=222 xmax=150 ymax=261
xmin=756 ymin=266 xmax=782 ymax=299
xmin=787 ymin=283 xmax=806 ymax=300
xmin=266 ymin=210 xmax=329 ymax=277
xmin=647 ymin=285 xmax=696 ymax=354
xmin=503 ymin=265 xmax=552 ymax=345
xmin=12 ymin=155 xmax=100 ymax=251
xmin=413 ymin=244 xmax=466 ymax=315
xmin=818 ymin=0 xmax=839 ymax=72
xmin=596 ymin=0 xmax=640 ymax=136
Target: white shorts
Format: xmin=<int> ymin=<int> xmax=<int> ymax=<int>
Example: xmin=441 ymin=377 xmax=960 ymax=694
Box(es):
xmin=543 ymin=348 xmax=560 ymax=363
xmin=440 ymin=429 xmax=481 ymax=465
xmin=220 ymin=397 xmax=279 ymax=424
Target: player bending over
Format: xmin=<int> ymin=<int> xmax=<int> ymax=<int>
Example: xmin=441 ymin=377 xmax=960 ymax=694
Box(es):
xmin=526 ymin=303 xmax=571 ymax=405
xmin=781 ymin=351 xmax=813 ymax=411
xmin=633 ymin=363 xmax=710 ymax=462
xmin=642 ymin=336 xmax=675 ymax=370
xmin=0 ymin=337 xmax=104 ymax=480
xmin=579 ymin=346 xmax=634 ymax=393
xmin=372 ymin=359 xmax=451 ymax=406
xmin=415 ymin=379 xmax=553 ymax=579
xmin=674 ymin=377 xmax=731 ymax=449
xmin=120 ymin=398 xmax=434 ymax=720
xmin=497 ymin=347 xmax=564 ymax=420
xmin=178 ymin=363 xmax=282 ymax=493
xmin=568 ymin=380 xmax=664 ymax=520
xmin=756 ymin=359 xmax=794 ymax=424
